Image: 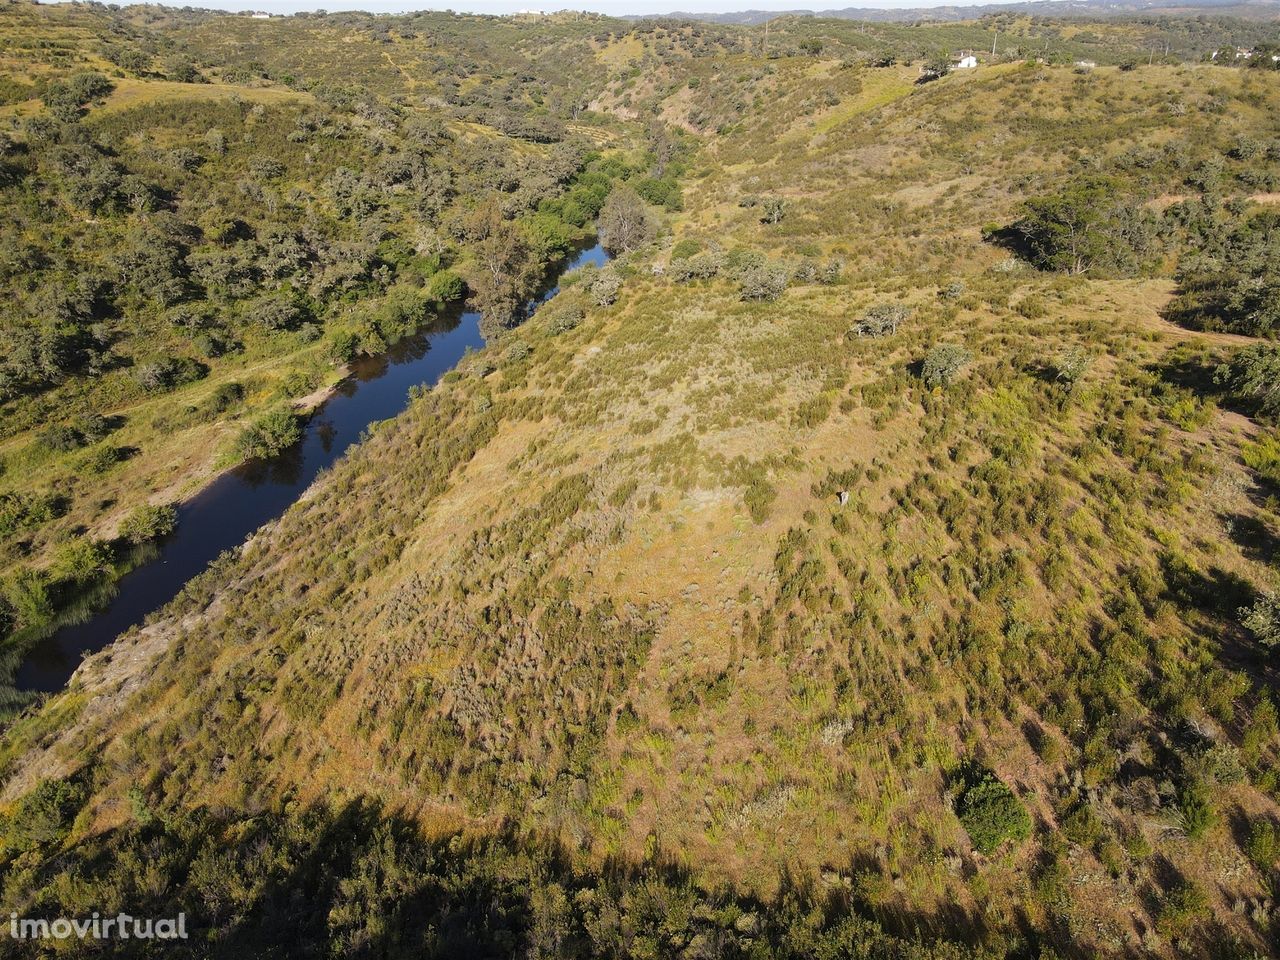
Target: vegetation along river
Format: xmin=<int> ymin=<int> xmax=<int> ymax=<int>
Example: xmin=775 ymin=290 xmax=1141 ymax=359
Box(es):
xmin=15 ymin=242 xmax=611 ymax=693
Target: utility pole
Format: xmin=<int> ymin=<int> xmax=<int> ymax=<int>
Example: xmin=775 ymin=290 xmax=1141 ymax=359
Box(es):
xmin=992 ymin=30 xmax=997 ymax=58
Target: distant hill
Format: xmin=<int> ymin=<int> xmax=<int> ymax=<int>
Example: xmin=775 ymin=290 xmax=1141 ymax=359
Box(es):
xmin=653 ymin=0 xmax=1280 ymax=24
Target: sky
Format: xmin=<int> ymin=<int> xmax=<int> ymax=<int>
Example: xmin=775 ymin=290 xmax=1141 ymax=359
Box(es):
xmin=105 ymin=0 xmax=1027 ymax=18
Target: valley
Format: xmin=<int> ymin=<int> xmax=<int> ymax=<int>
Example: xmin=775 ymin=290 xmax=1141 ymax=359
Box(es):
xmin=0 ymin=1 xmax=1279 ymax=957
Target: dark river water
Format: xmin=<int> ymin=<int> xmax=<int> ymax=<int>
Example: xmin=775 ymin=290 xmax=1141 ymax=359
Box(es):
xmin=15 ymin=242 xmax=610 ymax=693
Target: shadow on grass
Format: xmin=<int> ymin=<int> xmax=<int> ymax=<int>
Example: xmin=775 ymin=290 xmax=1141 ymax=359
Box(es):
xmin=0 ymin=787 xmax=1130 ymax=959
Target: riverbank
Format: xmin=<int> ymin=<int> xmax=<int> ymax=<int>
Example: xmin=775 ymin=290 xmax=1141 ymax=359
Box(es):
xmin=4 ymin=241 xmax=610 ymax=700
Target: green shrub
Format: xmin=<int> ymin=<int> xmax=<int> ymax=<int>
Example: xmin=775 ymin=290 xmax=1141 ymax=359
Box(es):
xmin=1246 ymin=819 xmax=1280 ymax=869
xmin=80 ymin=445 xmax=125 ymax=474
xmin=744 ymin=477 xmax=776 ymax=524
xmin=119 ymin=503 xmax=178 ymax=545
xmin=1157 ymin=880 xmax=1211 ymax=937
xmin=2 ymin=567 xmax=53 ymax=628
xmin=956 ymin=775 xmax=1031 ymax=854
xmin=546 ymin=300 xmax=586 ymax=335
xmin=249 ymin=292 xmax=309 ymax=331
xmin=760 ymin=197 xmax=788 ymax=225
xmin=132 ymin=357 xmax=205 ymax=393
xmin=588 ymin=270 xmax=622 ymax=308
xmin=3 ymin=778 xmax=87 ymax=853
xmin=1177 ymin=782 xmax=1216 ymax=839
xmin=671 ymin=251 xmax=722 ymax=283
xmin=235 ymin=408 xmax=303 ymax=462
xmin=0 ymin=491 xmax=63 ymax=545
xmin=1054 ymin=348 xmax=1092 ymax=391
xmin=278 ymin=370 xmax=319 ymax=399
xmin=851 ymin=304 xmax=908 ymax=338
xmin=1243 ymin=432 xmax=1280 ymax=484
xmin=38 ymin=423 xmax=87 ymax=453
xmin=426 ymin=269 xmax=465 ymax=305
xmin=53 ymin=537 xmax=112 ymax=584
xmin=326 ymin=330 xmax=360 ymax=365
xmin=1240 ymin=590 xmax=1280 ymax=647
xmin=1170 ymin=209 xmax=1280 ymax=337
xmin=1215 ymin=344 xmax=1280 ymax=422
xmin=738 ymin=261 xmax=790 ymax=302
xmin=1013 ymin=176 xmax=1156 ymax=276
xmin=1016 ymin=294 xmax=1047 ymax=318
xmin=671 ymin=238 xmax=701 ymax=261
xmin=206 ymin=382 xmax=245 ymax=414
xmin=1061 ymin=802 xmax=1103 ymax=846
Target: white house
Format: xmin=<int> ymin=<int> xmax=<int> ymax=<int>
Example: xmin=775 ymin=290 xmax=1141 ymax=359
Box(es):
xmin=952 ymin=53 xmax=978 ymax=69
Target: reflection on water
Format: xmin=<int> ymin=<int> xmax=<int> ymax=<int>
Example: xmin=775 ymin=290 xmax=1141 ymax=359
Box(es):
xmin=15 ymin=243 xmax=608 ymax=693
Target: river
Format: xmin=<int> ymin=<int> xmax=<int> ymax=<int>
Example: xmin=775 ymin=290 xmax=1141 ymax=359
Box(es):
xmin=15 ymin=242 xmax=610 ymax=693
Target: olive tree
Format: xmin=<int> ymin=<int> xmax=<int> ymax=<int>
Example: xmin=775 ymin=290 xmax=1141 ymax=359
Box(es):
xmin=851 ymin=304 xmax=908 ymax=337
xmin=760 ymin=197 xmax=788 ymax=225
xmin=921 ymin=343 xmax=971 ymax=387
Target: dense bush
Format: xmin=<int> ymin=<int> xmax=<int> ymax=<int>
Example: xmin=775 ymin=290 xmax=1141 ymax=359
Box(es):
xmin=760 ymin=196 xmax=788 ymax=225
xmin=132 ymin=357 xmax=206 ymax=393
xmin=670 ymin=237 xmax=701 ymax=261
xmin=545 ymin=299 xmax=585 ymax=335
xmin=234 ymin=408 xmax=303 ymax=462
xmin=1054 ymin=348 xmax=1092 ymax=391
xmin=1241 ymin=590 xmax=1280 ymax=648
xmin=2 ymin=776 xmax=87 ymax=853
xmin=1170 ymin=209 xmax=1280 ymax=337
xmin=1215 ymin=344 xmax=1280 ymax=421
xmin=738 ymin=261 xmax=790 ymax=302
xmin=1177 ymin=782 xmax=1217 ymax=839
xmin=52 ymin=536 xmax=111 ymax=584
xmin=425 ymin=270 xmax=464 ymax=305
xmin=586 ymin=268 xmax=621 ymax=307
xmin=37 ymin=423 xmax=88 ymax=453
xmin=921 ymin=343 xmax=971 ymax=387
xmin=0 ymin=491 xmax=64 ymax=540
xmin=1243 ymin=432 xmax=1280 ymax=485
xmin=670 ymin=250 xmax=722 ymax=282
xmin=1246 ymin=818 xmax=1280 ymax=869
xmin=119 ymin=503 xmax=178 ymax=545
xmin=955 ymin=774 xmax=1031 ymax=854
xmin=249 ymin=292 xmax=309 ymax=331
xmin=42 ymin=71 xmax=113 ymax=122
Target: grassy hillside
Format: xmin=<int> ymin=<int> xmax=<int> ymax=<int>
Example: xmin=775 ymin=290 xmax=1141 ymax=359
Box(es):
xmin=2 ymin=4 xmax=1280 ymax=958
xmin=0 ymin=0 xmax=669 ymax=687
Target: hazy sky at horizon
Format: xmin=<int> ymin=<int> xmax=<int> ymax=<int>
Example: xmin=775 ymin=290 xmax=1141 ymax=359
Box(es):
xmin=90 ymin=0 xmax=1029 ymax=17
